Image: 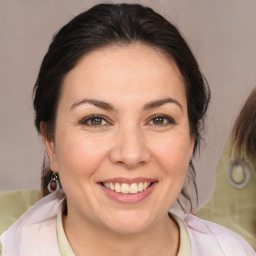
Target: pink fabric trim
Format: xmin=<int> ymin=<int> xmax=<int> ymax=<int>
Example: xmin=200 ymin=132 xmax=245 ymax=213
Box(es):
xmin=1 ymin=192 xmax=255 ymax=256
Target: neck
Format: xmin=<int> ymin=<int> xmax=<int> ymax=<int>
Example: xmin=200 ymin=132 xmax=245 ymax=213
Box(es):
xmin=63 ymin=210 xmax=180 ymax=256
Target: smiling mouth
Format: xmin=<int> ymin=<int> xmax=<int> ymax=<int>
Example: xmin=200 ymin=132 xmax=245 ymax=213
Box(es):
xmin=100 ymin=182 xmax=153 ymax=194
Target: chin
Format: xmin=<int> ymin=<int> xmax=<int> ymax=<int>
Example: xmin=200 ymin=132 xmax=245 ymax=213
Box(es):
xmin=101 ymin=211 xmax=154 ymax=235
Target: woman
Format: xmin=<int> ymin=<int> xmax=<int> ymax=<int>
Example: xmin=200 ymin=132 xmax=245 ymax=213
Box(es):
xmin=1 ymin=3 xmax=254 ymax=256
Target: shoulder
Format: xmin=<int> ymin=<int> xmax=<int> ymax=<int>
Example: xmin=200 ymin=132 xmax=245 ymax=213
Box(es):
xmin=180 ymin=214 xmax=255 ymax=256
xmin=0 ymin=189 xmax=42 ymax=254
xmin=1 ymin=191 xmax=64 ymax=256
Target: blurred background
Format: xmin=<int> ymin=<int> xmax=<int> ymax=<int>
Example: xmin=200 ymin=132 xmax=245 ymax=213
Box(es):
xmin=0 ymin=0 xmax=256 ymax=207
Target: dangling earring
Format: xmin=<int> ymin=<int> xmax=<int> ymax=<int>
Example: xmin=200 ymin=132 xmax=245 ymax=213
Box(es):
xmin=47 ymin=172 xmax=60 ymax=193
xmin=189 ymin=159 xmax=192 ymax=165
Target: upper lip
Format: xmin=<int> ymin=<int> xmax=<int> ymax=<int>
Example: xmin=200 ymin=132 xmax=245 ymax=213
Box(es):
xmin=98 ymin=177 xmax=158 ymax=184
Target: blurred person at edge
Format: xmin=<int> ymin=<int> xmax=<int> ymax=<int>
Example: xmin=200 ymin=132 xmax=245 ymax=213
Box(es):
xmin=198 ymin=88 xmax=256 ymax=250
xmin=1 ymin=3 xmax=255 ymax=256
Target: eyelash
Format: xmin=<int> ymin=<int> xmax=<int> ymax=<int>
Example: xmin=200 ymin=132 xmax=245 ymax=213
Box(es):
xmin=79 ymin=114 xmax=175 ymax=127
xmin=147 ymin=114 xmax=175 ymax=126
xmin=79 ymin=115 xmax=110 ymax=127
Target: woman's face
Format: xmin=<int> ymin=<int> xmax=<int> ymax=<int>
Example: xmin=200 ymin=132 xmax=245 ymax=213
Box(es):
xmin=44 ymin=44 xmax=195 ymax=234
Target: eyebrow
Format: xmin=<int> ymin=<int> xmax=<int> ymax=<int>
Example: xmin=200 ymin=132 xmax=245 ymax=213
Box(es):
xmin=143 ymin=97 xmax=183 ymax=112
xmin=70 ymin=97 xmax=183 ymax=112
xmin=70 ymin=99 xmax=115 ymax=111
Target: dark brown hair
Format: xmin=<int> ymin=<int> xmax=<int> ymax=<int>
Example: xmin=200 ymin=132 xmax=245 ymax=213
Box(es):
xmin=33 ymin=3 xmax=210 ymax=212
xmin=233 ymin=87 xmax=256 ymax=158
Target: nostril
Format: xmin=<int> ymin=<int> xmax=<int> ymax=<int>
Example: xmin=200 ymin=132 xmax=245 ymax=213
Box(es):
xmin=108 ymin=134 xmax=150 ymax=168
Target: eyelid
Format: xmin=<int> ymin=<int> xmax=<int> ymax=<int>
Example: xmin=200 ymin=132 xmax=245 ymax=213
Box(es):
xmin=146 ymin=114 xmax=176 ymax=125
xmin=79 ymin=114 xmax=111 ymax=126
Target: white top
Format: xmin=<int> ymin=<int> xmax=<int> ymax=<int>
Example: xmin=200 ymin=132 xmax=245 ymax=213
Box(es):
xmin=1 ymin=192 xmax=255 ymax=256
xmin=56 ymin=206 xmax=191 ymax=256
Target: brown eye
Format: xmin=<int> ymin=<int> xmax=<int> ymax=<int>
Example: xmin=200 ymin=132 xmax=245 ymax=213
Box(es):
xmin=80 ymin=115 xmax=108 ymax=126
xmin=90 ymin=117 xmax=103 ymax=125
xmin=153 ymin=117 xmax=165 ymax=125
xmin=149 ymin=115 xmax=175 ymax=126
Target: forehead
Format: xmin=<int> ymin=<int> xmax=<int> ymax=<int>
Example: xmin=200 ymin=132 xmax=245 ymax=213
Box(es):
xmin=60 ymin=43 xmax=186 ymax=109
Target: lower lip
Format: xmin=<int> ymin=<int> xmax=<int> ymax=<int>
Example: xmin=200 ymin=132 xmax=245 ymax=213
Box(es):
xmin=99 ymin=182 xmax=157 ymax=203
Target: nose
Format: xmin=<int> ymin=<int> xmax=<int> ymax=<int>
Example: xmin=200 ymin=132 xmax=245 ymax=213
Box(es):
xmin=109 ymin=127 xmax=150 ymax=169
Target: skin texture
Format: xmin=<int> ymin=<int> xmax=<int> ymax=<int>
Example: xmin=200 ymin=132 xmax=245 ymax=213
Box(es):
xmin=43 ymin=43 xmax=195 ymax=256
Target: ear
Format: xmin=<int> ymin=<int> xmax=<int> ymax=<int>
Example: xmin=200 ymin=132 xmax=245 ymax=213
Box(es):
xmin=40 ymin=122 xmax=59 ymax=172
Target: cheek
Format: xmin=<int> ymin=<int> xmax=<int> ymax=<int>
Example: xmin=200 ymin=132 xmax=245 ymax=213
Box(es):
xmin=150 ymin=134 xmax=192 ymax=172
xmin=55 ymin=133 xmax=108 ymax=179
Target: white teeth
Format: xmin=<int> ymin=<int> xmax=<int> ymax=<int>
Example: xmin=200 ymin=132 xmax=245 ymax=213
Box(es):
xmin=115 ymin=183 xmax=121 ymax=192
xmin=109 ymin=182 xmax=115 ymax=191
xmin=121 ymin=183 xmax=129 ymax=194
xmin=103 ymin=182 xmax=110 ymax=189
xmin=138 ymin=182 xmax=144 ymax=192
xmin=129 ymin=183 xmax=138 ymax=194
xmin=102 ymin=181 xmax=152 ymax=194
